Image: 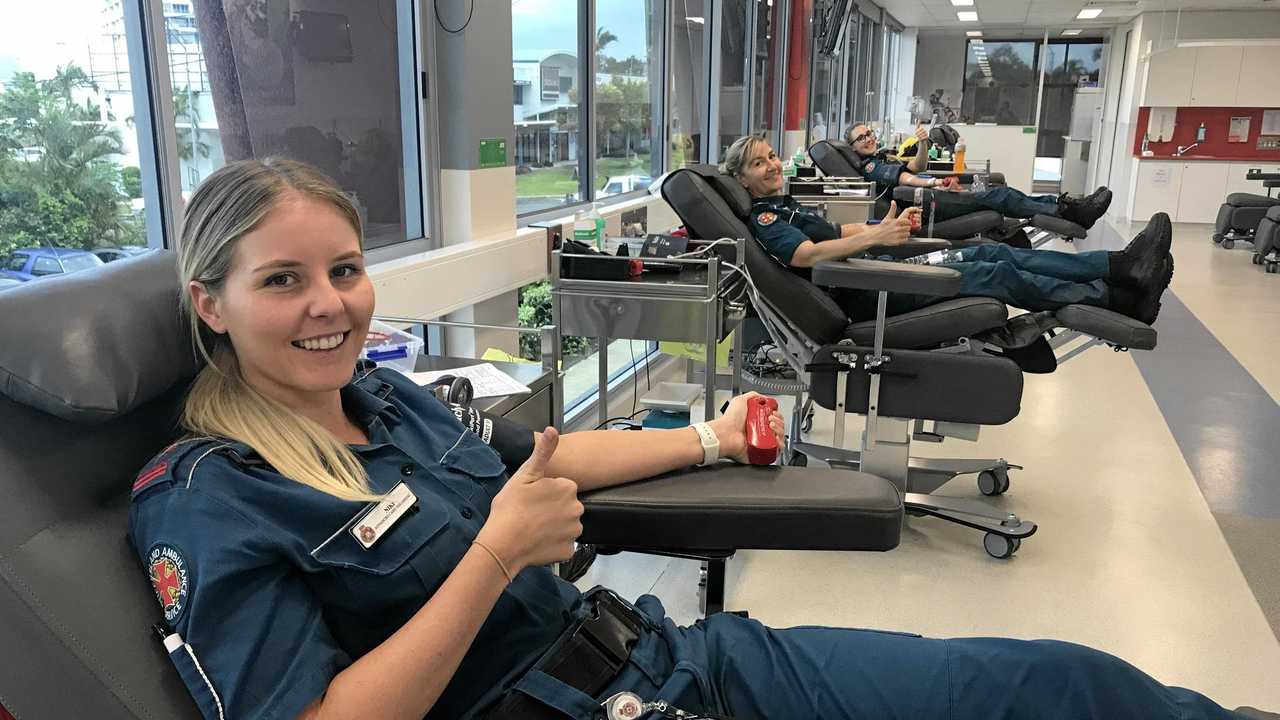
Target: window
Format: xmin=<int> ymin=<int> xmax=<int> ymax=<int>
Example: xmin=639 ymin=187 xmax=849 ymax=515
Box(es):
xmin=716 ymin=0 xmax=750 ymax=159
xmin=749 ymin=0 xmax=785 ymax=149
xmin=513 ymin=0 xmax=584 ymax=216
xmin=594 ymin=0 xmax=662 ymax=200
xmin=514 ymin=84 xmax=525 ymax=105
xmin=165 ymin=0 xmax=423 ymax=250
xmin=0 ymin=0 xmax=152 ymax=284
xmin=961 ymin=40 xmax=1038 ymax=125
xmin=668 ymin=0 xmax=706 ymax=171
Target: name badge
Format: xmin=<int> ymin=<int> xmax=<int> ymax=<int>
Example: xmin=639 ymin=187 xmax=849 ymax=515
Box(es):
xmin=350 ymin=482 xmax=418 ymax=550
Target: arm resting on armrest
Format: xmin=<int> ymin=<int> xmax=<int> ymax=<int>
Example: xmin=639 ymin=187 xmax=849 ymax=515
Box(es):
xmin=812 ymin=258 xmax=962 ymax=296
xmin=866 ymin=239 xmax=952 ymax=259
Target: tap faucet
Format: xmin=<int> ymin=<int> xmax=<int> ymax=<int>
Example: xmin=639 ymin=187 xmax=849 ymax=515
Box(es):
xmin=1175 ymin=143 xmax=1199 ymax=157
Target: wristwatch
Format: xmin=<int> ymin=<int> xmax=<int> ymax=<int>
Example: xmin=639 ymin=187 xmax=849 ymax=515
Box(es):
xmin=691 ymin=422 xmax=720 ymax=466
xmin=929 ymin=178 xmax=941 ymax=188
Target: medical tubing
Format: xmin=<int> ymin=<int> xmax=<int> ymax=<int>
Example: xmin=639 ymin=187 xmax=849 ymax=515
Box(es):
xmin=717 ymin=261 xmax=811 ymax=395
xmin=471 ymin=540 xmax=514 ymax=583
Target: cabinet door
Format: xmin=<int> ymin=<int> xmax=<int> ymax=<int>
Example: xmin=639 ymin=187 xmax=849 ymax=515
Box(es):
xmin=1134 ymin=162 xmax=1183 ymax=221
xmin=1226 ymin=162 xmax=1280 ymax=198
xmin=1143 ymin=47 xmax=1196 ymax=107
xmin=1236 ymin=46 xmax=1280 ymax=107
xmin=1190 ymin=47 xmax=1243 ymax=106
xmin=1176 ymin=162 xmax=1230 ymax=223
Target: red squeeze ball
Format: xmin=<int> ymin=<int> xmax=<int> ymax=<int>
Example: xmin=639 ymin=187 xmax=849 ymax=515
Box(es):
xmin=941 ymin=176 xmax=959 ymax=189
xmin=909 ymin=212 xmax=922 ymax=232
xmin=745 ymin=396 xmax=780 ymax=465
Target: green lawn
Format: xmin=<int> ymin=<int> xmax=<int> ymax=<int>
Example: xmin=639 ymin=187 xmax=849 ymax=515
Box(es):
xmin=516 ymin=155 xmax=653 ymax=198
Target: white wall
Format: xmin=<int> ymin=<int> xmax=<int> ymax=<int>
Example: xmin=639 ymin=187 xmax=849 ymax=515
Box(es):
xmin=951 ymin=124 xmax=1037 ymax=192
xmin=892 ymin=28 xmax=918 ymax=136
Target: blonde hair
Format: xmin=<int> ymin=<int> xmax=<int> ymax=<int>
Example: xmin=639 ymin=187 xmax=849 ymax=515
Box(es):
xmin=179 ymin=158 xmax=379 ymax=502
xmin=719 ymin=133 xmax=768 ymax=179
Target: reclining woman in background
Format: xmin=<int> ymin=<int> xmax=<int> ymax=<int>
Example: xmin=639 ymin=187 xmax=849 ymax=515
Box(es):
xmin=732 ymin=134 xmax=1173 ymax=325
xmin=844 ymin=123 xmax=1113 ymax=229
xmin=129 ymin=158 xmax=1265 ymax=720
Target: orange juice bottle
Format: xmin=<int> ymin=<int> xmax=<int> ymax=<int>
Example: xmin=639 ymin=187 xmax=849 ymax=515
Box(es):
xmin=954 ymin=142 xmax=966 ymax=173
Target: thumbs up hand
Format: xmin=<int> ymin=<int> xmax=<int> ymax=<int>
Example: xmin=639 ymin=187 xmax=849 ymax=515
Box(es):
xmin=478 ymin=428 xmax=584 ymax=574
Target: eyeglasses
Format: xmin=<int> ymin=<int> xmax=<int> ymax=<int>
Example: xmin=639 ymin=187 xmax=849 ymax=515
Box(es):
xmin=851 ymin=130 xmax=877 ymax=144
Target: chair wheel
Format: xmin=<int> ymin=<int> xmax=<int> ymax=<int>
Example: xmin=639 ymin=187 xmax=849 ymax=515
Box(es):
xmin=983 ymin=533 xmax=1020 ymax=559
xmin=1253 ymin=254 xmax=1263 ymax=265
xmin=801 ymin=410 xmax=814 ymax=434
xmin=1211 ymin=234 xmax=1223 ymax=244
xmin=787 ymin=452 xmax=808 ymax=467
xmin=1223 ymin=239 xmax=1235 ymax=250
xmin=977 ymin=468 xmax=1010 ymax=496
xmin=1267 ymin=263 xmax=1279 ymax=274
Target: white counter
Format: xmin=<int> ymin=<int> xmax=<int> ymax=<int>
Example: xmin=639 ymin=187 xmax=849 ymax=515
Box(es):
xmin=948 ymin=124 xmax=1038 ymax=193
xmin=1128 ymin=158 xmax=1280 ymax=223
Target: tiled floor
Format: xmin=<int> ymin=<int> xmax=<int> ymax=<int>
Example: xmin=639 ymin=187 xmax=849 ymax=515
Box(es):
xmin=577 ymin=218 xmax=1280 ymax=711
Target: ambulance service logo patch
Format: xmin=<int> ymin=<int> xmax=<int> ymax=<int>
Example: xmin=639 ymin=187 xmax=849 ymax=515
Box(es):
xmin=757 ymin=211 xmax=777 ymax=226
xmin=148 ymin=544 xmax=189 ymax=624
xmin=866 ymin=162 xmax=877 ymax=172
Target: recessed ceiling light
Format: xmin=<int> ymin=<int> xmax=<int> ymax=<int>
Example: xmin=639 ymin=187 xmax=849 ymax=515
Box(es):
xmin=966 ymin=30 xmax=983 ymax=37
xmin=957 ymin=11 xmax=979 ymax=21
xmin=1061 ymin=28 xmax=1081 ymax=35
xmin=950 ymin=0 xmax=974 ymax=5
xmin=687 ymin=16 xmax=705 ymax=24
xmin=1077 ymin=7 xmax=1103 ymax=19
xmin=972 ymin=38 xmax=984 ymax=45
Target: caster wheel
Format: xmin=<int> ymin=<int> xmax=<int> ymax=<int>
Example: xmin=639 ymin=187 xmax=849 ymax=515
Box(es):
xmin=1211 ymin=234 xmax=1224 ymax=245
xmin=1253 ymin=254 xmax=1263 ymax=265
xmin=801 ymin=410 xmax=814 ymax=434
xmin=907 ymin=507 xmax=929 ymax=518
xmin=1267 ymin=264 xmax=1279 ymax=274
xmin=787 ymin=452 xmax=809 ymax=467
xmin=1223 ymin=239 xmax=1235 ymax=250
xmin=977 ymin=468 xmax=1010 ymax=496
xmin=983 ymin=533 xmax=1020 ymax=559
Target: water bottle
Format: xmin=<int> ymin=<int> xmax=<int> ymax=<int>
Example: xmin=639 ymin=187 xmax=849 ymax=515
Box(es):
xmin=953 ymin=142 xmax=966 ymax=173
xmin=971 ymin=174 xmax=988 ymax=194
xmin=902 ymin=249 xmax=964 ymax=266
xmin=573 ymin=203 xmax=607 ymax=250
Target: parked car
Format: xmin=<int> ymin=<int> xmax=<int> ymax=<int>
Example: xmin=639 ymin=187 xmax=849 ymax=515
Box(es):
xmin=598 ymin=174 xmax=653 ymax=198
xmin=0 ymin=278 xmax=23 ymax=293
xmin=0 ymin=248 xmax=104 ymax=282
xmin=93 ymin=246 xmax=156 ymax=264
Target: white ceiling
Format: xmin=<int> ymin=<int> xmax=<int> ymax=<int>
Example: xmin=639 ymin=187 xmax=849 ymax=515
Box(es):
xmin=878 ymin=0 xmax=1279 ymax=31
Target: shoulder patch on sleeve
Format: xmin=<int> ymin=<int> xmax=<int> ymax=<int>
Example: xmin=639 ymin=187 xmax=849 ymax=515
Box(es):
xmin=865 ymin=161 xmax=877 ymax=172
xmin=148 ymin=543 xmax=190 ymax=624
xmin=756 ymin=211 xmax=777 ymax=226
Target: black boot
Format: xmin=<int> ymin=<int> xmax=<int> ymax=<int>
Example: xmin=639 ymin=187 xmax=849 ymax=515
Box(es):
xmin=1107 ymin=255 xmax=1173 ymax=325
xmin=1236 ymin=708 xmax=1280 ymax=719
xmin=1059 ymin=187 xmax=1113 ymax=229
xmin=1109 ymin=213 xmax=1173 ymax=289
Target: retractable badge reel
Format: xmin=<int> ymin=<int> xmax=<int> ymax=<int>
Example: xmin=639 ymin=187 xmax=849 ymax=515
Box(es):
xmin=601 ymin=692 xmax=732 ymax=720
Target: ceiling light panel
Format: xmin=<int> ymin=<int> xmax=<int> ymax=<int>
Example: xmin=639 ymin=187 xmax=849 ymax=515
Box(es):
xmin=1077 ymin=7 xmax=1103 ymax=19
xmin=957 ymin=11 xmax=979 ymax=21
xmin=966 ymin=30 xmax=983 ymax=37
xmin=950 ymin=0 xmax=974 ymax=5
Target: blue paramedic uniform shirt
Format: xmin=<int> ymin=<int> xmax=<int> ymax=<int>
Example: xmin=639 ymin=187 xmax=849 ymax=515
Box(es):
xmin=749 ymin=195 xmax=842 ymax=266
xmin=852 ymin=153 xmax=906 ymax=195
xmin=128 ymin=367 xmax=582 ymax=720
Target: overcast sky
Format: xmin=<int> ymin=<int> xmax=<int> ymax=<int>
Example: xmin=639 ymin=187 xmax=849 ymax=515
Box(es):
xmin=512 ymin=0 xmax=654 ymax=62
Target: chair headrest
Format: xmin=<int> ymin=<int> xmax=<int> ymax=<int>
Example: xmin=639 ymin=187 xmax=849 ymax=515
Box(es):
xmin=808 ymin=140 xmax=865 ymax=179
xmin=0 ymin=251 xmax=200 ymax=424
xmin=678 ymin=164 xmax=753 ymax=219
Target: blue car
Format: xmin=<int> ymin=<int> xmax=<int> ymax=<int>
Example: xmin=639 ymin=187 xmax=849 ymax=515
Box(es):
xmin=0 ymin=247 xmax=104 ymax=282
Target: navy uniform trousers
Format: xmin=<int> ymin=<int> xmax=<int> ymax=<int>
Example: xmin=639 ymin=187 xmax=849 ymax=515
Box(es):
xmin=554 ymin=594 xmax=1245 ymax=720
xmin=834 ymin=243 xmax=1111 ymax=322
xmin=929 ymin=186 xmax=1061 ymax=222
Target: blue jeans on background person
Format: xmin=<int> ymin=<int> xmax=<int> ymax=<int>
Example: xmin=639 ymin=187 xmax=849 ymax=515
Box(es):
xmin=833 ymin=243 xmax=1112 ymax=321
xmin=931 ymin=186 xmax=1061 ymax=222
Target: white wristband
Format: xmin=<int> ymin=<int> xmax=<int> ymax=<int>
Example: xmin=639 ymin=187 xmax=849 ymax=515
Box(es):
xmin=691 ymin=422 xmax=720 ymax=467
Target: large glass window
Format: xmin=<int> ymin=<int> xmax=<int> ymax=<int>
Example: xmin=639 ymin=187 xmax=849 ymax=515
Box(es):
xmin=513 ymin=0 xmax=584 ymax=215
xmin=165 ymin=0 xmax=421 ymax=250
xmin=594 ymin=0 xmax=661 ymax=199
xmin=668 ymin=0 xmax=706 ymax=171
xmin=716 ymin=0 xmax=750 ymax=159
xmin=750 ymin=0 xmax=785 ymax=148
xmin=961 ymin=40 xmax=1038 ymax=125
xmin=1037 ymin=40 xmax=1105 ymax=157
xmin=1 ymin=0 xmax=152 ymax=293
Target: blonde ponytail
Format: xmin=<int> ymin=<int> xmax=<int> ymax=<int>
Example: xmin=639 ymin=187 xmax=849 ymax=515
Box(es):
xmin=178 ymin=158 xmax=380 ymax=503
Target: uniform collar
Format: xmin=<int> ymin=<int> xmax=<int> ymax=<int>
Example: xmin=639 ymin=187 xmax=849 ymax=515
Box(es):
xmin=752 ymin=194 xmax=788 ymax=207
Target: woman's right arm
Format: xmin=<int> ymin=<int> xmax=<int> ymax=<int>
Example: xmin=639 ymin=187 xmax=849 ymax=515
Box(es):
xmin=299 ymin=430 xmax=581 ymax=720
xmin=792 ymin=204 xmax=914 ymax=268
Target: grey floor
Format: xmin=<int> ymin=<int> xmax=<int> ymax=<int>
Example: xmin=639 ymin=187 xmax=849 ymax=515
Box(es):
xmin=577 ymin=216 xmax=1280 ymax=709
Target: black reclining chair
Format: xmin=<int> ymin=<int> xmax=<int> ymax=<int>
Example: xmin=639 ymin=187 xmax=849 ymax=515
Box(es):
xmin=1250 ymin=205 xmax=1280 ymax=273
xmin=809 ymin=140 xmax=1090 ymax=249
xmin=1213 ymin=170 xmax=1280 ymax=250
xmin=662 ymin=165 xmax=1161 ymax=559
xmin=0 ymin=252 xmax=903 ymax=718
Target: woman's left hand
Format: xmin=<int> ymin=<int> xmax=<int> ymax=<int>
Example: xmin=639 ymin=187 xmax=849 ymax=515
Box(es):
xmin=708 ymin=392 xmax=787 ymax=464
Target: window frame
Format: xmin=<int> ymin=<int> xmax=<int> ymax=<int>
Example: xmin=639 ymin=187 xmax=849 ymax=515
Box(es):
xmin=960 ymin=37 xmax=1043 ymax=126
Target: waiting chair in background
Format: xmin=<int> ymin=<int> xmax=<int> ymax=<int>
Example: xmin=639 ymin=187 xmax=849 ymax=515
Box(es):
xmin=1213 ymin=170 xmax=1280 ymax=251
xmin=0 ymin=251 xmax=904 ymax=718
xmin=661 ymin=165 xmax=1161 ymax=559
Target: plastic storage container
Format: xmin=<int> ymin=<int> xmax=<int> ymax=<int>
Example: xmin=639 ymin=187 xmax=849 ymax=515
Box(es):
xmin=361 ymin=319 xmax=424 ymax=374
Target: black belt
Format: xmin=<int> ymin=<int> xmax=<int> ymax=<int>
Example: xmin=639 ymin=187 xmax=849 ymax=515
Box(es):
xmin=484 ymin=588 xmax=648 ymax=719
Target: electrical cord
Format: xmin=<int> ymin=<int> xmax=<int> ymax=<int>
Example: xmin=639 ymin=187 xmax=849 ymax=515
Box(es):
xmin=593 ymin=408 xmax=651 ymax=431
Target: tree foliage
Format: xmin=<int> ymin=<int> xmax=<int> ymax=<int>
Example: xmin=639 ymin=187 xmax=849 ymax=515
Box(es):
xmin=517 ymin=280 xmax=589 ymax=360
xmin=0 ymin=64 xmax=141 ymax=258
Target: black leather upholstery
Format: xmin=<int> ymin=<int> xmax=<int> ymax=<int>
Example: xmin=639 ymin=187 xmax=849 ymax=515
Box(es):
xmin=662 ymin=166 xmax=851 ymax=344
xmin=1028 ymin=214 xmax=1088 ymax=240
xmin=1215 ymin=193 xmax=1279 ymax=236
xmin=1054 ymin=305 xmax=1158 ymax=351
xmin=846 ymin=297 xmax=1009 ymax=349
xmin=581 ymin=464 xmax=902 ymax=552
xmin=1257 ymin=205 xmax=1280 ymax=256
xmin=807 ymin=344 xmax=1023 ymax=425
xmin=813 ymin=259 xmax=962 ymax=295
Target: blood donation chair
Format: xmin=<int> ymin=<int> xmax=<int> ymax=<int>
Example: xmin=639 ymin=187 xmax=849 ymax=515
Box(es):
xmin=809 ymin=140 xmax=1089 ymax=249
xmin=1212 ymin=170 xmax=1280 ymax=251
xmin=661 ymin=165 xmax=1161 ymax=560
xmin=0 ymin=251 xmax=903 ymax=719
xmin=1250 ymin=205 xmax=1280 ymax=273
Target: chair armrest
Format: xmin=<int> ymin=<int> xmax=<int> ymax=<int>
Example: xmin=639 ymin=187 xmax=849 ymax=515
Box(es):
xmin=866 ymin=239 xmax=952 ymax=259
xmin=580 ymin=464 xmax=902 ymax=553
xmin=812 ymin=258 xmax=962 ymax=295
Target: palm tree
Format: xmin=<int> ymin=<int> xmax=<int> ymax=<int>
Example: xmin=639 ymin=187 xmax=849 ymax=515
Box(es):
xmin=596 ymin=28 xmax=618 ymax=53
xmin=172 ymin=86 xmax=211 ymax=162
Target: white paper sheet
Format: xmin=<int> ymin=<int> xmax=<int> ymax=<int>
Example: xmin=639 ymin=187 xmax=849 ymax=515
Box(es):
xmin=1262 ymin=110 xmax=1280 ymax=136
xmin=407 ymin=363 xmax=531 ymax=399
